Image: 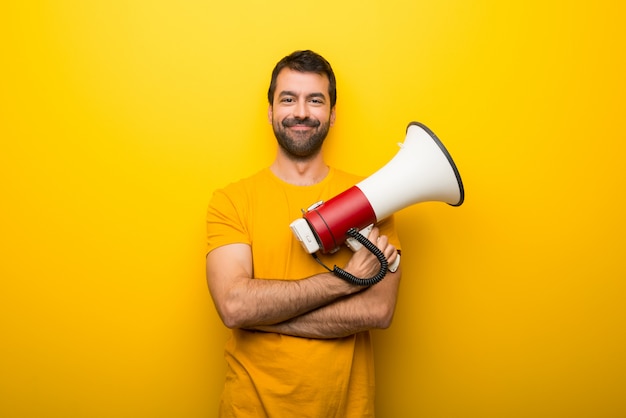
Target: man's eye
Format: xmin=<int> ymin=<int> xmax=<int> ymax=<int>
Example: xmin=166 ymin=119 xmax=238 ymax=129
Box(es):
xmin=310 ymin=99 xmax=324 ymax=104
xmin=281 ymin=97 xmax=294 ymax=103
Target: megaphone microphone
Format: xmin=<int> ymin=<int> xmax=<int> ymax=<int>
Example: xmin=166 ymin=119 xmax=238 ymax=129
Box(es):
xmin=290 ymin=121 xmax=464 ymax=286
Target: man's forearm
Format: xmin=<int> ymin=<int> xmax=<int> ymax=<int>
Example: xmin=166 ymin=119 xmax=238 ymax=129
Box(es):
xmin=249 ymin=269 xmax=401 ymax=339
xmin=251 ymin=297 xmax=374 ymax=339
xmin=213 ymin=270 xmax=371 ymax=329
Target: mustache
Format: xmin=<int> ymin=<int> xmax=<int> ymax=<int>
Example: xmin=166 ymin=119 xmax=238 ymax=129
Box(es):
xmin=282 ymin=117 xmax=320 ymax=128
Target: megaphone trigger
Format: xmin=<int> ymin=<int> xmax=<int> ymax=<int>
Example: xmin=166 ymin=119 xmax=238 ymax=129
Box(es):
xmin=388 ymin=254 xmax=400 ymax=273
xmin=345 ymin=224 xmax=374 ymax=252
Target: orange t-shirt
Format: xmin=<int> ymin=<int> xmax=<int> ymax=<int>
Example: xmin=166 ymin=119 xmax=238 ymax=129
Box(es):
xmin=206 ymin=167 xmax=401 ymax=417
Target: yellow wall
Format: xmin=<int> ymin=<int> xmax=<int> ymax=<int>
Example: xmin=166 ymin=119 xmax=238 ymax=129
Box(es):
xmin=1 ymin=1 xmax=624 ymax=417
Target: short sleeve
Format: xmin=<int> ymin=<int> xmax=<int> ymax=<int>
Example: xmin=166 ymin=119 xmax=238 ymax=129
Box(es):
xmin=206 ymin=186 xmax=250 ymax=255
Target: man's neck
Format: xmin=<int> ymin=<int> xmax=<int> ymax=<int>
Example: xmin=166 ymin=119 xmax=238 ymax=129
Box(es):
xmin=270 ymin=153 xmax=330 ymax=186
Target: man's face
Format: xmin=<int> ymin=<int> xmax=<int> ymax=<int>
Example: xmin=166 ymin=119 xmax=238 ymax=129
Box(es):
xmin=269 ymin=69 xmax=336 ymax=160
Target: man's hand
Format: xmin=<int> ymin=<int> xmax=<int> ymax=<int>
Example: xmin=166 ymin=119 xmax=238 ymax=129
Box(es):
xmin=341 ymin=227 xmax=398 ymax=282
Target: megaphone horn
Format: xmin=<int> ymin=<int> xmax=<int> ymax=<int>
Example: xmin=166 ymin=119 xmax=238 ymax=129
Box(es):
xmin=289 ymin=121 xmax=464 ymax=284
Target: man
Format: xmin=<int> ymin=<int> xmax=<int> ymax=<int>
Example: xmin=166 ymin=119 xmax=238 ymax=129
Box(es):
xmin=206 ymin=50 xmax=402 ymax=417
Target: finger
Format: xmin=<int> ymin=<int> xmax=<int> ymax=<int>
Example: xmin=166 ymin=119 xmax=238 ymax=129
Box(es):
xmin=376 ymin=235 xmax=389 ymax=252
xmin=367 ymin=227 xmax=380 ymax=242
xmin=385 ymin=246 xmax=398 ymax=263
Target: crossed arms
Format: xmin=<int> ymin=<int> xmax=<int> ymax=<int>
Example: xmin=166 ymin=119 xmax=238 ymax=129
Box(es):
xmin=206 ymin=227 xmax=401 ymax=339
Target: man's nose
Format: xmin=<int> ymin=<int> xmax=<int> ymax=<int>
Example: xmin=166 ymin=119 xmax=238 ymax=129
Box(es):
xmin=293 ymin=100 xmax=309 ymax=119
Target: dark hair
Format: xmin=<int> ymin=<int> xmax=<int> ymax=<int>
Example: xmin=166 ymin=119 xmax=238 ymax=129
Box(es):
xmin=267 ymin=50 xmax=337 ymax=108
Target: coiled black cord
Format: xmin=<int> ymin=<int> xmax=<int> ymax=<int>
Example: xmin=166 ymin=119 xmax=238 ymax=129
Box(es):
xmin=312 ymin=228 xmax=388 ymax=286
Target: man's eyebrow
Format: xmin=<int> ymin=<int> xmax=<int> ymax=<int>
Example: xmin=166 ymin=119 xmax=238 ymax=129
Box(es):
xmin=278 ymin=91 xmax=327 ymax=100
xmin=278 ymin=90 xmax=297 ymax=97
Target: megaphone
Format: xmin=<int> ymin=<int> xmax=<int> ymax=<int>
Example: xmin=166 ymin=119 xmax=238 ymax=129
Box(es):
xmin=290 ymin=121 xmax=464 ymax=285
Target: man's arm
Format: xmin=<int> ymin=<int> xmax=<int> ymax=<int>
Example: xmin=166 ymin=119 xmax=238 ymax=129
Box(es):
xmin=252 ymin=263 xmax=402 ymax=339
xmin=206 ymin=227 xmax=397 ymax=330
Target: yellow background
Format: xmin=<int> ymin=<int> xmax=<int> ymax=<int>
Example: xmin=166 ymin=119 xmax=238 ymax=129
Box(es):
xmin=1 ymin=1 xmax=625 ymax=417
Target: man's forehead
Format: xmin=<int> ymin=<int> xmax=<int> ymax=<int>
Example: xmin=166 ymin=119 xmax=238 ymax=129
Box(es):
xmin=275 ymin=69 xmax=330 ymax=95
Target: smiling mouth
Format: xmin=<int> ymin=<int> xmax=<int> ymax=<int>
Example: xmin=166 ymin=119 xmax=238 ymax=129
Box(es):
xmin=282 ymin=118 xmax=319 ymax=128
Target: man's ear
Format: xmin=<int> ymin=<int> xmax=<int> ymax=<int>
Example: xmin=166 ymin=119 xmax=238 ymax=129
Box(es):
xmin=268 ymin=105 xmax=273 ymax=124
xmin=330 ymin=107 xmax=336 ymax=127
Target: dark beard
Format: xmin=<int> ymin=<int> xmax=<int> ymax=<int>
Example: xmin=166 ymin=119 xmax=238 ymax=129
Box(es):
xmin=273 ymin=117 xmax=331 ymax=161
